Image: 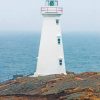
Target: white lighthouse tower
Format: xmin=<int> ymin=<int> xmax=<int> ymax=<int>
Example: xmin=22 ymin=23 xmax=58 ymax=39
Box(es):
xmin=34 ymin=0 xmax=66 ymax=76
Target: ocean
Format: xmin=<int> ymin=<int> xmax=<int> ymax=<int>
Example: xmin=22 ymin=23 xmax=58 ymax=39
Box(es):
xmin=0 ymin=32 xmax=100 ymax=82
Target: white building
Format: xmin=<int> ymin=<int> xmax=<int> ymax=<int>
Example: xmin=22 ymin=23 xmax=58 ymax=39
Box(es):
xmin=34 ymin=0 xmax=66 ymax=76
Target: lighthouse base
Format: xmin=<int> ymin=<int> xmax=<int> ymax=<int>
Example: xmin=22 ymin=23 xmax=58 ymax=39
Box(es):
xmin=33 ymin=72 xmax=67 ymax=77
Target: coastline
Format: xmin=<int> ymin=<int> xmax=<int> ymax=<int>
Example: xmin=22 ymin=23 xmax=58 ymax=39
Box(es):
xmin=0 ymin=72 xmax=100 ymax=100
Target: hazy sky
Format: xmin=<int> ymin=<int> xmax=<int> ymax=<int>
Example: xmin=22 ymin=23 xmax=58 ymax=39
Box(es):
xmin=0 ymin=0 xmax=100 ymax=33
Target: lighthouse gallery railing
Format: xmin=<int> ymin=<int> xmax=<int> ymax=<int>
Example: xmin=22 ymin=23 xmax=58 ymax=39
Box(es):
xmin=41 ymin=7 xmax=63 ymax=14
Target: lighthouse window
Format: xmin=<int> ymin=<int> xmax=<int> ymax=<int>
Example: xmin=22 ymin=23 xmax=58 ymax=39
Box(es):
xmin=58 ymin=38 xmax=61 ymax=44
xmin=56 ymin=19 xmax=59 ymax=24
xmin=59 ymin=59 xmax=62 ymax=66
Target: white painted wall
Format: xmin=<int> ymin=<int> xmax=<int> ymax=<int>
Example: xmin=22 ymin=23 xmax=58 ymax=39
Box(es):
xmin=34 ymin=13 xmax=66 ymax=76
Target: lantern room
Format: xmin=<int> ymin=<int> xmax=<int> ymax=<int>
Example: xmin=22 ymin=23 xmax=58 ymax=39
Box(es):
xmin=45 ymin=0 xmax=58 ymax=6
xmin=41 ymin=0 xmax=63 ymax=15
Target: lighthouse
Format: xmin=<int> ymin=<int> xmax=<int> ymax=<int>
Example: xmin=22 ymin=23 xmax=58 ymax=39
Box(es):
xmin=34 ymin=0 xmax=66 ymax=76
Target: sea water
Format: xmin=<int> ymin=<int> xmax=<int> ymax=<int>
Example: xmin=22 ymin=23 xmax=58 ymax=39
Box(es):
xmin=0 ymin=32 xmax=100 ymax=82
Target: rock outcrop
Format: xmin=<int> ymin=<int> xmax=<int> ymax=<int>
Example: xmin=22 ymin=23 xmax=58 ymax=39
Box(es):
xmin=0 ymin=72 xmax=100 ymax=100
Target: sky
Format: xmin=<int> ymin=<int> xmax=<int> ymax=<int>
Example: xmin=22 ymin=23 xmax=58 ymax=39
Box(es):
xmin=0 ymin=0 xmax=100 ymax=33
